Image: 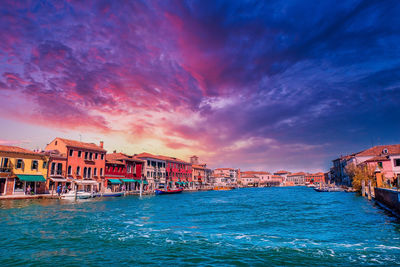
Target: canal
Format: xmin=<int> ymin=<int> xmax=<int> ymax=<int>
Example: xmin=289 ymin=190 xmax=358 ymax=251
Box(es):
xmin=0 ymin=187 xmax=399 ymax=266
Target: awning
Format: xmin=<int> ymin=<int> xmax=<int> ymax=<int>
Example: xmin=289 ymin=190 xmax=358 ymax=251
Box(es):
xmin=73 ymin=179 xmax=99 ymax=185
xmin=16 ymin=174 xmax=46 ymax=182
xmin=108 ymin=179 xmax=122 ymax=184
xmin=138 ymin=180 xmax=148 ymax=184
xmin=121 ymin=179 xmax=136 ymax=182
xmin=50 ymin=178 xmax=68 ymax=182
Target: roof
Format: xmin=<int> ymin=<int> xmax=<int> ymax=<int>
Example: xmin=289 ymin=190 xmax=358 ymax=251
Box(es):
xmin=106 ymin=159 xmax=125 ymax=165
xmin=192 ymin=164 xmax=210 ymax=170
xmin=287 ymin=172 xmax=306 ymax=177
xmin=240 ymin=174 xmax=258 ymax=178
xmin=106 ymin=153 xmax=145 ymax=163
xmin=271 ymin=175 xmax=283 ymax=178
xmin=0 ymin=145 xmax=39 ymax=156
xmin=274 ymin=170 xmax=290 ymax=174
xmin=214 ymin=168 xmax=236 ymax=171
xmin=135 ymin=152 xmax=167 ymax=161
xmin=364 ymin=156 xmax=390 ymax=162
xmin=156 ymin=155 xmax=191 ymax=164
xmin=56 ymin=138 xmax=106 ymax=152
xmin=356 ymin=144 xmax=400 ymax=157
xmin=241 ymin=171 xmax=271 ymax=175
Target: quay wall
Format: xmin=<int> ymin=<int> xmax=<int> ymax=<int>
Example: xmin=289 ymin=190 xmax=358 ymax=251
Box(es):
xmin=374 ymin=187 xmax=400 ymax=215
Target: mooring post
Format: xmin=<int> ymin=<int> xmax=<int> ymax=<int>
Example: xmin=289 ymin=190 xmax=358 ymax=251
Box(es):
xmin=362 ymin=180 xmax=365 ymax=197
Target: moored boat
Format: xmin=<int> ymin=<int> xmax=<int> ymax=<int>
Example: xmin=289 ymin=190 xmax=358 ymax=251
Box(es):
xmin=155 ymin=188 xmax=183 ymax=195
xmin=101 ymin=192 xmax=124 ymax=197
xmin=61 ymin=190 xmax=93 ymax=199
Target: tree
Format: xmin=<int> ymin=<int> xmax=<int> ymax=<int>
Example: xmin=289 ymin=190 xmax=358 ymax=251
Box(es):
xmin=345 ymin=163 xmax=376 ymax=191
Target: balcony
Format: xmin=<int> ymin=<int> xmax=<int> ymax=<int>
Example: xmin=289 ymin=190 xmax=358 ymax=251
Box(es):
xmin=50 ymin=170 xmax=65 ymax=177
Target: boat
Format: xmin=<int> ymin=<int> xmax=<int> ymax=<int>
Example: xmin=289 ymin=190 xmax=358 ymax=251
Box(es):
xmin=61 ymin=190 xmax=93 ymax=199
xmin=213 ymin=186 xmax=234 ymax=191
xmin=101 ymin=192 xmax=124 ymax=197
xmin=154 ymin=188 xmax=183 ymax=195
xmin=314 ymin=187 xmax=344 ymax=192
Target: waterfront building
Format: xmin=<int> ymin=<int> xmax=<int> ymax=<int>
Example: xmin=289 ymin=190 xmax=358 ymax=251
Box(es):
xmin=105 ymin=158 xmax=125 ymax=192
xmin=305 ymin=172 xmax=325 ymax=184
xmin=273 ymin=170 xmax=291 ymax=184
xmin=106 ymin=153 xmax=145 ymax=191
xmin=45 ymin=138 xmax=106 ymax=192
xmin=331 ymin=144 xmax=400 ymax=186
xmin=0 ymin=145 xmax=48 ymax=195
xmin=190 ymin=156 xmax=212 ymax=190
xmin=158 ymin=156 xmax=192 ymax=189
xmin=45 ymin=150 xmax=68 ymax=194
xmin=213 ymin=168 xmax=239 ymax=187
xmin=239 ymin=173 xmax=259 ymax=187
xmin=136 ymin=153 xmax=166 ymax=191
xmin=286 ymin=172 xmax=306 ymax=185
xmin=270 ymin=175 xmax=284 ymax=186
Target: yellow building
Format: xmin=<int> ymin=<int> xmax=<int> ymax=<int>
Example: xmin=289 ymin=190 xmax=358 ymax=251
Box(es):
xmin=0 ymin=145 xmax=48 ymax=196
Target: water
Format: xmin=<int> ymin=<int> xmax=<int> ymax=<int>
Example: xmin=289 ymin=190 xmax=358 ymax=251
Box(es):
xmin=0 ymin=187 xmax=399 ymax=266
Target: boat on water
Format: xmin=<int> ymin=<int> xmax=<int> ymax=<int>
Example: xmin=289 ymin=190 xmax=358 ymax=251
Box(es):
xmin=213 ymin=186 xmax=234 ymax=191
xmin=155 ymin=188 xmax=183 ymax=195
xmin=314 ymin=187 xmax=344 ymax=192
xmin=101 ymin=192 xmax=124 ymax=197
xmin=61 ymin=190 xmax=93 ymax=199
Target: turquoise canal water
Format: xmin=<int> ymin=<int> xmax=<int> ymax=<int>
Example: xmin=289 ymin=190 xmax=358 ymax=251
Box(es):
xmin=0 ymin=187 xmax=399 ymax=266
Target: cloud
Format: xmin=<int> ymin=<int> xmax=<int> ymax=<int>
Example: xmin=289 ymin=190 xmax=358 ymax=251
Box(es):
xmin=0 ymin=0 xmax=400 ymax=171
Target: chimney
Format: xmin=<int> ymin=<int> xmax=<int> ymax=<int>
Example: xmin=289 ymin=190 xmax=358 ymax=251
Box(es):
xmin=100 ymin=141 xmax=104 ymax=148
xmin=113 ymin=150 xmax=116 ymax=153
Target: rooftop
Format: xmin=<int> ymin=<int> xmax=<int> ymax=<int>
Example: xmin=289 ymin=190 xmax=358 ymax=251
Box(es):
xmin=55 ymin=138 xmax=106 ymax=152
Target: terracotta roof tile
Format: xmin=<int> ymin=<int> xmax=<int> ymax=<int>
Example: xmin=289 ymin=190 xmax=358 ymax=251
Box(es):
xmin=356 ymin=144 xmax=400 ymax=157
xmin=0 ymin=145 xmax=37 ymax=155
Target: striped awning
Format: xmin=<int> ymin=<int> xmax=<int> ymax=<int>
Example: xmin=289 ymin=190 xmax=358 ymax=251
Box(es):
xmin=121 ymin=179 xmax=136 ymax=182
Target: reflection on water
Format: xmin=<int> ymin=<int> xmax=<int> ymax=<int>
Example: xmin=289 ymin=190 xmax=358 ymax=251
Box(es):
xmin=0 ymin=188 xmax=399 ymax=266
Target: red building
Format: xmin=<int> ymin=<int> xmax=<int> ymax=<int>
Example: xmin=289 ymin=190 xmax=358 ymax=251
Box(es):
xmin=106 ymin=153 xmax=145 ymax=191
xmin=305 ymin=172 xmax=325 ymax=184
xmin=45 ymin=138 xmax=106 ymax=192
xmin=161 ymin=156 xmax=192 ymax=188
xmin=105 ymin=158 xmax=125 ymax=192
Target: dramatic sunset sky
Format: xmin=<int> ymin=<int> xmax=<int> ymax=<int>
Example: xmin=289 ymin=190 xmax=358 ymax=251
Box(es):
xmin=0 ymin=0 xmax=399 ymax=171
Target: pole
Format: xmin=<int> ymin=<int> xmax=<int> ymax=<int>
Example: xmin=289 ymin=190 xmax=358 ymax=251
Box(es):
xmin=361 ymin=180 xmax=365 ymax=197
xmin=368 ymin=180 xmax=372 ymax=200
xmin=74 ymin=182 xmax=78 ymax=200
xmin=139 ymin=176 xmax=143 ymax=198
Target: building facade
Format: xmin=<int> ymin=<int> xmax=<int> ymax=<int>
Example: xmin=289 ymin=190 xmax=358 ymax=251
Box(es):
xmin=45 ymin=138 xmax=106 ymax=192
xmin=136 ymin=153 xmax=166 ymax=191
xmin=0 ymin=145 xmax=48 ymax=195
xmin=305 ymin=172 xmax=325 ymax=184
xmin=286 ymin=172 xmax=306 ymax=185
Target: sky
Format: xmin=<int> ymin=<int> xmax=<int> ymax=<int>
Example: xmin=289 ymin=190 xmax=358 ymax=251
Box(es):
xmin=1 ymin=0 xmax=400 ymax=172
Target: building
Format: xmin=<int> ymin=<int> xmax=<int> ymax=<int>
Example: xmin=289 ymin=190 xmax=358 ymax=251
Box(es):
xmin=286 ymin=172 xmax=306 ymax=185
xmin=45 ymin=138 xmax=106 ymax=192
xmin=239 ymin=173 xmax=259 ymax=187
xmin=270 ymin=175 xmax=284 ymax=186
xmin=105 ymin=158 xmax=125 ymax=192
xmin=45 ymin=150 xmax=68 ymax=194
xmin=136 ymin=153 xmax=166 ymax=191
xmin=305 ymin=172 xmax=325 ymax=184
xmin=0 ymin=145 xmax=48 ymax=195
xmin=331 ymin=144 xmax=400 ymax=186
xmin=190 ymin=156 xmax=212 ymax=190
xmin=106 ymin=153 xmax=145 ymax=191
xmin=273 ymin=170 xmax=291 ymax=184
xmin=213 ymin=168 xmax=239 ymax=187
xmin=160 ymin=156 xmax=192 ymax=189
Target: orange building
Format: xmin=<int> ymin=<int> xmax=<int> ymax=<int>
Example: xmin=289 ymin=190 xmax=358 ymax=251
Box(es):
xmin=305 ymin=172 xmax=325 ymax=184
xmin=45 ymin=138 xmax=106 ymax=192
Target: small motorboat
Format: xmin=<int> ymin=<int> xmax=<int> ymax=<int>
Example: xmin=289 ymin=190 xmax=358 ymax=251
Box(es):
xmin=154 ymin=188 xmax=183 ymax=195
xmin=101 ymin=192 xmax=124 ymax=197
xmin=61 ymin=190 xmax=93 ymax=199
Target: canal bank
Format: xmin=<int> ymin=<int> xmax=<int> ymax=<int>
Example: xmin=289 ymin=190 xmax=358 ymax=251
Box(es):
xmin=374 ymin=187 xmax=400 ymax=216
xmin=0 ymin=187 xmax=399 ymax=266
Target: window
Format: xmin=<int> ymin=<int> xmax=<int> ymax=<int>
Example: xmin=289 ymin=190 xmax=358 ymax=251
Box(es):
xmin=57 ymin=163 xmax=63 ymax=175
xmin=83 ymin=167 xmax=87 ymax=178
xmin=69 ymin=149 xmax=73 ymax=157
xmin=85 ymin=152 xmax=88 ymax=160
xmin=1 ymin=157 xmax=9 ymax=168
xmin=51 ymin=162 xmax=56 ymax=175
xmin=89 ymin=152 xmax=93 ymax=160
xmin=31 ymin=160 xmax=38 ymax=170
xmin=101 ymin=154 xmax=104 ymax=160
xmin=378 ymin=162 xmax=383 ymax=168
xmin=95 ymin=153 xmax=98 ymax=159
xmin=68 ymin=166 xmax=72 ymax=175
xmin=77 ymin=166 xmax=81 ymax=175
xmin=43 ymin=161 xmax=47 ymax=169
xmin=147 ymin=160 xmax=150 ymax=166
xmin=88 ymin=168 xmax=91 ymax=178
xmin=94 ymin=168 xmax=97 ymax=176
xmin=100 ymin=168 xmax=103 ymax=176
xmin=78 ymin=151 xmax=82 ymax=157
xmin=147 ymin=171 xmax=149 ymax=177
xmin=16 ymin=159 xmax=24 ymax=169
xmin=55 ymin=141 xmax=58 ymax=145
xmin=395 ymin=159 xmax=400 ymax=167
